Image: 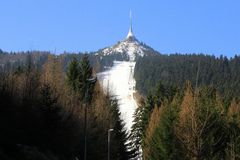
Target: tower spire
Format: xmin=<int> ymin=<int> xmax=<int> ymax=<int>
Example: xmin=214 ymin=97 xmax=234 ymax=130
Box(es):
xmin=130 ymin=10 xmax=132 ymax=32
xmin=127 ymin=9 xmax=134 ymax=39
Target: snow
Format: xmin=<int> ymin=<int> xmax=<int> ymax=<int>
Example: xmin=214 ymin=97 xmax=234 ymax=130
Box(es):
xmin=101 ymin=39 xmax=146 ymax=61
xmin=97 ymin=61 xmax=138 ymax=131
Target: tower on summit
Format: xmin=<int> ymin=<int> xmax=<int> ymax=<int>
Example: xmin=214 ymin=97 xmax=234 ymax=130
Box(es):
xmin=126 ymin=10 xmax=135 ymax=39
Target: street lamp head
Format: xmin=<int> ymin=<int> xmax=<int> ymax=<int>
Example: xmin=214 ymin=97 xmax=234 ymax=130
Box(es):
xmin=109 ymin=129 xmax=114 ymax=132
xmin=87 ymin=77 xmax=97 ymax=83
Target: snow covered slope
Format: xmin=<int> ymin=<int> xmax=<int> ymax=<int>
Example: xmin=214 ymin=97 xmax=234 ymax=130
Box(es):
xmin=97 ymin=61 xmax=137 ymax=131
xmin=100 ymin=38 xmax=146 ymax=61
xmin=96 ymin=36 xmax=157 ymax=61
xmin=95 ymin=18 xmax=158 ymax=131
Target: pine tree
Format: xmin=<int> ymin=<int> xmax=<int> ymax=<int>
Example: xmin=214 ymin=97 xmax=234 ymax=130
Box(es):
xmin=110 ymin=99 xmax=136 ymax=160
xmin=130 ymin=102 xmax=145 ymax=159
xmin=141 ymin=94 xmax=155 ymax=137
xmin=147 ymin=95 xmax=182 ymax=160
xmin=66 ymin=54 xmax=95 ymax=102
xmin=66 ymin=56 xmax=79 ymax=92
xmin=78 ymin=54 xmax=94 ymax=102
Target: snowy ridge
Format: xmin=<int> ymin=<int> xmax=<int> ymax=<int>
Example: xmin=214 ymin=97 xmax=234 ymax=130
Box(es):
xmin=95 ymin=35 xmax=157 ymax=61
xmin=102 ymin=38 xmax=147 ymax=61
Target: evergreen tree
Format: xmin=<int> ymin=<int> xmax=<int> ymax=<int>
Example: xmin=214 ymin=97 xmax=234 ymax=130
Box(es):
xmin=141 ymin=94 xmax=155 ymax=137
xmin=147 ymin=95 xmax=182 ymax=160
xmin=66 ymin=54 xmax=95 ymax=102
xmin=78 ymin=54 xmax=94 ymax=102
xmin=66 ymin=56 xmax=79 ymax=92
xmin=131 ymin=83 xmax=179 ymax=159
xmin=111 ymin=99 xmax=136 ymax=160
xmin=130 ymin=102 xmax=145 ymax=159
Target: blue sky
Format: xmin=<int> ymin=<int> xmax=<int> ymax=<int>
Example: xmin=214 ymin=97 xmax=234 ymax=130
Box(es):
xmin=0 ymin=0 xmax=239 ymax=57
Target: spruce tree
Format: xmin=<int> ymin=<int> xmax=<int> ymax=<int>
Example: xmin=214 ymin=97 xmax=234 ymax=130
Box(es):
xmin=110 ymin=99 xmax=136 ymax=160
xmin=130 ymin=104 xmax=144 ymax=158
xmin=66 ymin=55 xmax=95 ymax=102
xmin=130 ymin=94 xmax=155 ymax=159
xmin=66 ymin=56 xmax=79 ymax=92
xmin=78 ymin=54 xmax=94 ymax=102
xmin=148 ymin=96 xmax=182 ymax=160
xmin=142 ymin=94 xmax=155 ymax=138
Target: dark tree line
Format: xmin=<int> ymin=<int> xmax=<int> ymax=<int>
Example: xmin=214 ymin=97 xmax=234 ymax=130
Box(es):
xmin=134 ymin=54 xmax=240 ymax=100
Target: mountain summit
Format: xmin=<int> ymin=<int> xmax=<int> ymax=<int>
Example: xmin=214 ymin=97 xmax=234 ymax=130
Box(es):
xmin=95 ymin=12 xmax=158 ymax=61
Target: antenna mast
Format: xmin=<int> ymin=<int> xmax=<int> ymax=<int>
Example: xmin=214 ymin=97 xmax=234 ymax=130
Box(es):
xmin=127 ymin=9 xmax=134 ymax=39
xmin=130 ymin=9 xmax=132 ymax=32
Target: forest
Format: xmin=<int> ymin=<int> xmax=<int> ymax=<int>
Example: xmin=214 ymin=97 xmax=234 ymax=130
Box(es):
xmin=1 ymin=50 xmax=240 ymax=159
xmin=134 ymin=54 xmax=240 ymax=98
xmin=131 ymin=53 xmax=240 ymax=159
xmin=130 ymin=81 xmax=240 ymax=159
xmin=0 ymin=54 xmax=136 ymax=160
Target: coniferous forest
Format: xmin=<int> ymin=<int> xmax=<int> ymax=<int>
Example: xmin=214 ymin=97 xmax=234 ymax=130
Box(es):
xmin=131 ymin=54 xmax=240 ymax=159
xmin=130 ymin=81 xmax=240 ymax=159
xmin=0 ymin=54 xmax=135 ymax=160
xmin=134 ymin=54 xmax=240 ymax=97
xmin=1 ymin=51 xmax=240 ymax=159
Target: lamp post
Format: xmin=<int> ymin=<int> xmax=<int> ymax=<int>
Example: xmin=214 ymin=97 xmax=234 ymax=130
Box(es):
xmin=84 ymin=77 xmax=97 ymax=160
xmin=108 ymin=129 xmax=114 ymax=160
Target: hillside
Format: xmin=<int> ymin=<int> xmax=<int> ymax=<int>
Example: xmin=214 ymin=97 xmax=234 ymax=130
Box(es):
xmin=134 ymin=54 xmax=240 ymax=98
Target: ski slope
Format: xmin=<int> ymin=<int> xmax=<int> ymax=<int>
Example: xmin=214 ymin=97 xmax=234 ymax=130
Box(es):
xmin=97 ymin=61 xmax=138 ymax=131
